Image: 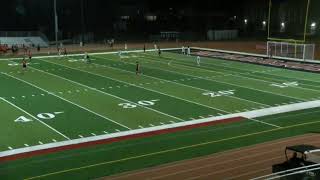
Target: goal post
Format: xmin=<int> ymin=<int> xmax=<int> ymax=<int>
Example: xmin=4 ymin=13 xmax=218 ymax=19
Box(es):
xmin=267 ymin=41 xmax=315 ymax=60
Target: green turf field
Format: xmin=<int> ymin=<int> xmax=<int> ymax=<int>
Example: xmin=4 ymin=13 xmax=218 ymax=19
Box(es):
xmin=1 ymin=50 xmax=320 ymax=179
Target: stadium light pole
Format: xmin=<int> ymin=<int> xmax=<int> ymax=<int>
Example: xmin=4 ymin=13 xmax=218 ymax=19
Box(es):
xmin=54 ymin=0 xmax=59 ymax=47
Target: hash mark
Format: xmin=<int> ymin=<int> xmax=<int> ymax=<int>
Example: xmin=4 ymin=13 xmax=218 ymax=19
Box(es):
xmin=91 ymin=133 xmax=96 ymax=136
xmin=52 ymin=139 xmax=57 ymax=142
xmin=39 ymin=141 xmax=43 ymax=145
xmin=8 ymin=147 xmax=13 ymax=150
xmin=24 ymin=144 xmax=29 ymax=147
xmin=79 ymin=135 xmax=84 ymax=138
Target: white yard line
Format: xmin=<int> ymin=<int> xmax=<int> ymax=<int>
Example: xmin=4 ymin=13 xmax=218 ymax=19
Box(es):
xmin=0 ymin=97 xmax=70 ymax=140
xmin=162 ymin=53 xmax=320 ymax=93
xmin=30 ymin=63 xmax=183 ymax=122
xmin=43 ymin=59 xmax=228 ymax=114
xmin=247 ymin=118 xmax=282 ymax=128
xmin=133 ymin=62 xmax=306 ymax=101
xmin=93 ymin=56 xmax=269 ymax=107
xmin=1 ymin=72 xmax=131 ymax=130
xmin=2 ymin=99 xmax=320 ymax=158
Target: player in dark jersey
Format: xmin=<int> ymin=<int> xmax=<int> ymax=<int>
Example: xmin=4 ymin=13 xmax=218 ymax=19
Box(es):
xmin=22 ymin=58 xmax=27 ymax=69
xmin=136 ymin=61 xmax=140 ymax=75
xmin=143 ymin=44 xmax=146 ymax=53
xmin=63 ymin=48 xmax=68 ymax=56
xmin=158 ymin=47 xmax=161 ymax=57
xmin=28 ymin=50 xmax=32 ymax=62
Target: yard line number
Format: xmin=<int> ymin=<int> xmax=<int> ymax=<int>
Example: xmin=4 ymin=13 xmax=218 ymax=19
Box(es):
xmin=270 ymin=82 xmax=299 ymax=88
xmin=119 ymin=99 xmax=160 ymax=109
xmin=202 ymin=90 xmax=235 ymax=98
xmin=15 ymin=112 xmax=64 ymax=123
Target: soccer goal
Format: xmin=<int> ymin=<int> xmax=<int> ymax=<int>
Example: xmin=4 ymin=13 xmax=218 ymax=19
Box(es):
xmin=267 ymin=41 xmax=315 ymax=60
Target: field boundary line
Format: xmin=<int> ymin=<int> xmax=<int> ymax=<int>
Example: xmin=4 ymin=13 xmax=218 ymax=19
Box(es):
xmin=0 ymin=97 xmax=70 ymax=140
xmin=155 ymin=52 xmax=320 ymax=89
xmin=43 ymin=59 xmax=228 ymax=114
xmin=24 ymin=119 xmax=320 ymax=180
xmin=94 ymin=55 xmax=269 ymax=107
xmin=175 ymin=58 xmax=320 ymax=94
xmin=128 ymin=58 xmax=305 ymax=101
xmin=191 ymin=47 xmax=320 ymax=63
xmin=1 ymin=72 xmax=131 ymax=130
xmin=0 ymin=48 xmax=181 ymax=61
xmin=33 ymin=60 xmax=184 ymax=122
xmin=1 ymin=99 xmax=320 ymax=159
xmin=162 ymin=53 xmax=320 ymax=90
xmin=247 ymin=118 xmax=282 ymax=128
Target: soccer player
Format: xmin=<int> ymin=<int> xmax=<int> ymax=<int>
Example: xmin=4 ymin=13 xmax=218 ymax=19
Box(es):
xmin=143 ymin=44 xmax=146 ymax=53
xmin=63 ymin=48 xmax=68 ymax=56
xmin=182 ymin=46 xmax=185 ymax=55
xmin=187 ymin=46 xmax=191 ymax=56
xmin=28 ymin=50 xmax=32 ymax=62
xmin=158 ymin=47 xmax=161 ymax=57
xmin=124 ymin=43 xmax=128 ymax=53
xmin=22 ymin=58 xmax=27 ymax=69
xmin=58 ymin=48 xmax=62 ymax=57
xmin=84 ymin=52 xmax=91 ymax=63
xmin=118 ymin=51 xmax=122 ymax=59
xmin=154 ymin=43 xmax=157 ymax=51
xmin=196 ymin=56 xmax=201 ymax=66
xmin=136 ymin=61 xmax=140 ymax=75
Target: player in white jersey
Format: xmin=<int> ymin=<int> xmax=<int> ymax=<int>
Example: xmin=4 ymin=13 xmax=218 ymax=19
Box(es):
xmin=196 ymin=56 xmax=201 ymax=66
xmin=182 ymin=46 xmax=185 ymax=55
xmin=118 ymin=51 xmax=122 ymax=59
xmin=187 ymin=46 xmax=191 ymax=56
xmin=124 ymin=43 xmax=128 ymax=53
xmin=154 ymin=43 xmax=157 ymax=51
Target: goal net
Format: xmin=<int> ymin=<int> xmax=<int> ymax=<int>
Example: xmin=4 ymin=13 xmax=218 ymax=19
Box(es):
xmin=267 ymin=41 xmax=315 ymax=60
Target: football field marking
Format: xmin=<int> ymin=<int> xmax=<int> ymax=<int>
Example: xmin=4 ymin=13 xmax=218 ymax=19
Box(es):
xmin=163 ymin=54 xmax=320 ymax=94
xmin=44 ymin=59 xmax=229 ymax=114
xmin=45 ymin=61 xmax=228 ymax=116
xmin=246 ymin=118 xmax=282 ymax=128
xmin=135 ymin=54 xmax=308 ymax=100
xmin=180 ymin=55 xmax=320 ymax=90
xmin=94 ymin=56 xmax=268 ymax=107
xmin=29 ymin=63 xmax=183 ymax=122
xmin=24 ymin=119 xmax=320 ymax=180
xmin=1 ymin=72 xmax=131 ymax=130
xmin=134 ymin=62 xmax=305 ymax=101
xmin=0 ymin=97 xmax=70 ymax=140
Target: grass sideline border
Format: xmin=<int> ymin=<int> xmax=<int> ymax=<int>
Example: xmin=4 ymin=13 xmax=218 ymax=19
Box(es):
xmin=0 ymin=117 xmax=243 ymax=162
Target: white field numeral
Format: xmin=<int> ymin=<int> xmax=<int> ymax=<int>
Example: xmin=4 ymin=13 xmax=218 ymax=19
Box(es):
xmin=270 ymin=82 xmax=298 ymax=88
xmin=15 ymin=116 xmax=33 ymax=123
xmin=203 ymin=90 xmax=235 ymax=98
xmin=14 ymin=111 xmax=64 ymax=123
xmin=119 ymin=99 xmax=160 ymax=109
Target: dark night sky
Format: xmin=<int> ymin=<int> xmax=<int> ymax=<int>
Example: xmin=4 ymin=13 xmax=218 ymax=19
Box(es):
xmin=0 ymin=0 xmax=274 ymax=40
xmin=0 ymin=0 xmax=245 ymax=29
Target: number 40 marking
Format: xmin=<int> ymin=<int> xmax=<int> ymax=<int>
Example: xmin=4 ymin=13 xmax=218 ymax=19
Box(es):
xmin=14 ymin=112 xmax=64 ymax=123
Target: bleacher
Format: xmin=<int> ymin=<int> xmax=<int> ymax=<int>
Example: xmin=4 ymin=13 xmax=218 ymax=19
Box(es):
xmin=0 ymin=37 xmax=48 ymax=48
xmin=0 ymin=31 xmax=49 ymax=48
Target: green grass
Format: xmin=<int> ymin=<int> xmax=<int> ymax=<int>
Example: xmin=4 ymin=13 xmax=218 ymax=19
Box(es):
xmin=1 ymin=50 xmax=320 ymax=179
